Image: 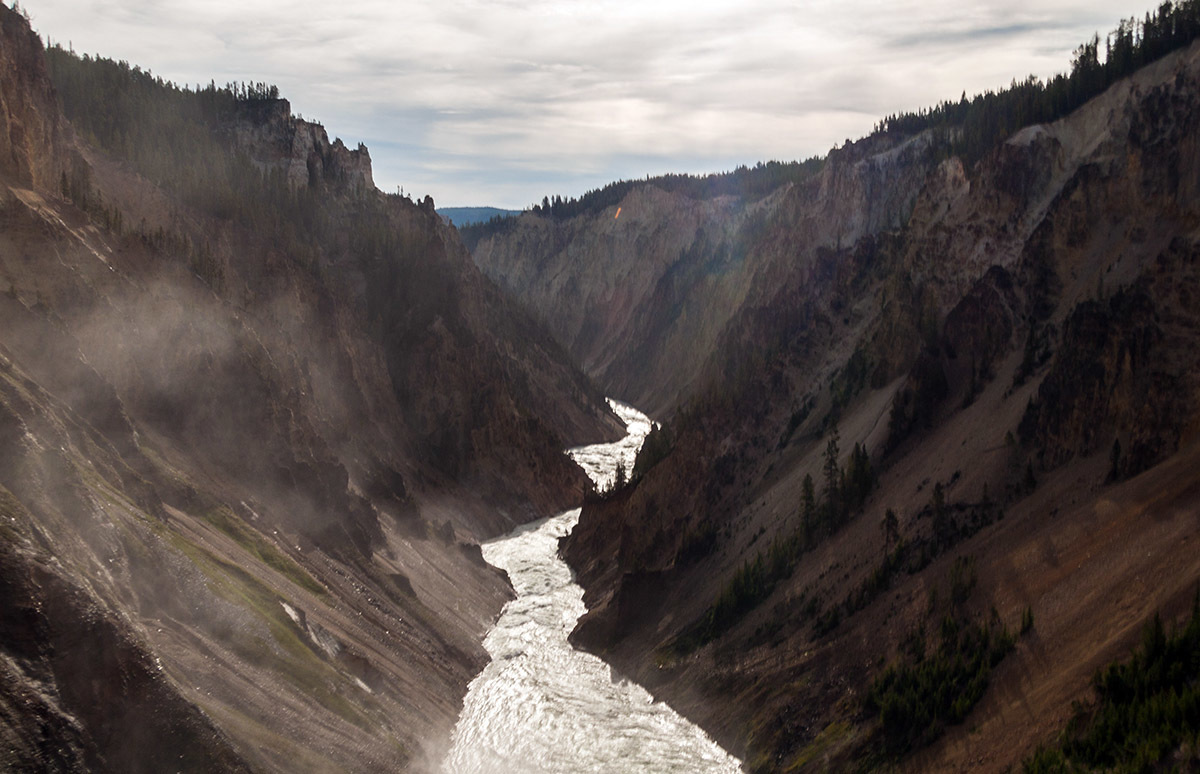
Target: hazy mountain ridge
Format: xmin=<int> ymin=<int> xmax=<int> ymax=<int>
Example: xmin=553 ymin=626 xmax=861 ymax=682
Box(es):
xmin=470 ymin=185 xmax=785 ymax=416
xmin=0 ymin=6 xmax=620 ymax=771
xmin=437 ymin=207 xmax=520 ymax=227
xmin=475 ymin=36 xmax=1200 ymax=772
xmin=467 ymin=134 xmax=928 ymax=419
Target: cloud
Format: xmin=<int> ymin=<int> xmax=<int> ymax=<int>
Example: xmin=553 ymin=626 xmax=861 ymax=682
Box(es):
xmin=28 ymin=0 xmax=1163 ymax=208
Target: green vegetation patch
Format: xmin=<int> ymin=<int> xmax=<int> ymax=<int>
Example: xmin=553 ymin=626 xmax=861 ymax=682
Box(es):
xmin=166 ymin=530 xmax=373 ymax=730
xmin=672 ymin=432 xmax=875 ymax=652
xmin=785 ymin=720 xmax=853 ymax=772
xmin=866 ymin=612 xmax=1015 ymax=755
xmin=860 ymin=554 xmax=1023 ymax=758
xmin=201 ymin=507 xmax=327 ymax=598
xmin=1024 ymin=601 xmax=1200 ymax=773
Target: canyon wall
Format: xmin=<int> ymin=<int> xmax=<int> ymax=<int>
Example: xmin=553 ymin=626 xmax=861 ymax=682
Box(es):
xmin=475 ymin=38 xmax=1200 ymax=772
xmin=0 ymin=8 xmax=618 ymax=771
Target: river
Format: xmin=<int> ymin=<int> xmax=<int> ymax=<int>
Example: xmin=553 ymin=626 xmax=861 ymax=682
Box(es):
xmin=442 ymin=400 xmax=743 ymax=774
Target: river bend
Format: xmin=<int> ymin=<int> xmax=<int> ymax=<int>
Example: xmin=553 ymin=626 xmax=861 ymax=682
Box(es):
xmin=443 ymin=400 xmax=743 ymax=773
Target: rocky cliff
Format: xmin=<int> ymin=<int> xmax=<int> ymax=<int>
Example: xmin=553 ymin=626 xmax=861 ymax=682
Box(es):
xmin=231 ymin=97 xmax=375 ymax=194
xmin=533 ymin=38 xmax=1200 ymax=774
xmin=0 ymin=7 xmax=618 ymax=772
xmin=0 ymin=8 xmax=79 ymax=191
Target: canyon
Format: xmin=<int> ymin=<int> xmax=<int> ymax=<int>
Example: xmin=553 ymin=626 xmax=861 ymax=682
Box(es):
xmin=5 ymin=1 xmax=1200 ymax=771
xmin=470 ymin=35 xmax=1200 ymax=773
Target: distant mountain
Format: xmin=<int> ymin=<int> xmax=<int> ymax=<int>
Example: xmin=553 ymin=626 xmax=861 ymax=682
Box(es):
xmin=438 ymin=206 xmax=521 ymax=226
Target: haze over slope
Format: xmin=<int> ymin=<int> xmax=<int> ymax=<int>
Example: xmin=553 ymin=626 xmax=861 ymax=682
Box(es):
xmin=437 ymin=207 xmax=520 ymax=227
xmin=0 ymin=6 xmax=619 ymax=771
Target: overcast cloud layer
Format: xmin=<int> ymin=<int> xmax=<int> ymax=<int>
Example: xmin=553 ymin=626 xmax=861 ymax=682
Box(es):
xmin=28 ymin=0 xmax=1161 ymax=208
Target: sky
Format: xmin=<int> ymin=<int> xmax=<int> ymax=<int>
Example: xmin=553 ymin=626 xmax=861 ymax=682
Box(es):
xmin=24 ymin=0 xmax=1162 ymax=209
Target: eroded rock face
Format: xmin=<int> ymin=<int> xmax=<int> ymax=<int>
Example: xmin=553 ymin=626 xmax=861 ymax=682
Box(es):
xmin=231 ymin=98 xmax=374 ymax=194
xmin=1019 ymin=241 xmax=1200 ymax=477
xmin=471 ymin=186 xmax=754 ymax=414
xmin=0 ymin=523 xmax=254 ymax=774
xmin=557 ymin=39 xmax=1200 ymax=773
xmin=0 ymin=8 xmax=81 ymax=191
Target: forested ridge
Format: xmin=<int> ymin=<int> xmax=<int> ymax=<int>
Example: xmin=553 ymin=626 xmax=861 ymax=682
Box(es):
xmin=458 ymin=157 xmax=824 ymax=246
xmin=46 ymin=46 xmax=330 ymax=279
xmin=879 ymin=0 xmax=1200 ymax=163
xmin=44 ymin=46 xmax=442 ymax=294
xmin=39 ymin=43 xmax=611 ymax=496
xmin=464 ymin=0 xmax=1200 ymax=250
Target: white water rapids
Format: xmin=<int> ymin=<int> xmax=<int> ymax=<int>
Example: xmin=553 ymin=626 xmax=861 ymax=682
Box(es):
xmin=442 ymin=400 xmax=743 ymax=773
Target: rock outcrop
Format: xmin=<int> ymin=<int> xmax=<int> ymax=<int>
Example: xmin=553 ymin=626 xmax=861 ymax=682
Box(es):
xmin=0 ymin=7 xmax=80 ymax=190
xmin=232 ymin=98 xmax=375 ymax=194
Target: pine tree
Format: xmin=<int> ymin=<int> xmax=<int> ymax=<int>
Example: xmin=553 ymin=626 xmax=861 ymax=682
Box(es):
xmin=882 ymin=508 xmax=899 ymax=558
xmin=932 ymin=482 xmax=951 ymax=547
xmin=801 ymin=473 xmax=816 ymax=537
xmin=823 ymin=427 xmax=841 ymax=523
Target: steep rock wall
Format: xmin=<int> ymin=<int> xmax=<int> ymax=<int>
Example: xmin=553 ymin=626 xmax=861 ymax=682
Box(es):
xmin=562 ymin=39 xmax=1200 ymax=772
xmin=231 ymin=97 xmax=374 ymax=194
xmin=0 ymin=8 xmax=81 ymax=190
